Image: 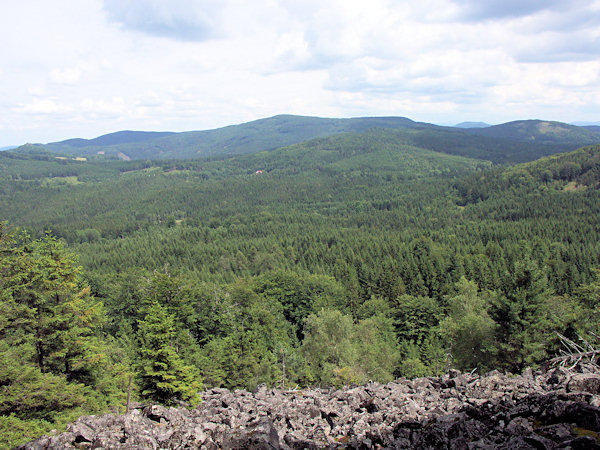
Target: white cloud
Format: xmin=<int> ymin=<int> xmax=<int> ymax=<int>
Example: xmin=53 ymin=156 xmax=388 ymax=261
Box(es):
xmin=50 ymin=68 xmax=82 ymax=85
xmin=0 ymin=0 xmax=599 ymax=144
xmin=17 ymin=99 xmax=72 ymax=115
xmin=81 ymin=97 xmax=126 ymax=115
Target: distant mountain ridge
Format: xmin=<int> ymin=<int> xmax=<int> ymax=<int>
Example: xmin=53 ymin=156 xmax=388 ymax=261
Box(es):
xmin=14 ymin=115 xmax=600 ymax=162
xmin=48 ymin=130 xmax=176 ymax=149
xmin=464 ymin=119 xmax=600 ymax=145
xmin=454 ymin=121 xmax=490 ymax=128
xmin=36 ymin=115 xmax=430 ymax=160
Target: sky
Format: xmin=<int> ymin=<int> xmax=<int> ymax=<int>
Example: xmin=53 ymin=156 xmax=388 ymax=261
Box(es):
xmin=1 ymin=0 xmax=599 ymax=145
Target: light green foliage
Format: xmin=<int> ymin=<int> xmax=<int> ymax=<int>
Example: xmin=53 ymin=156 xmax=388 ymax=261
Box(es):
xmin=301 ymin=308 xmax=400 ymax=386
xmin=398 ymin=343 xmax=430 ymax=379
xmin=0 ymin=343 xmax=86 ymax=419
xmin=354 ymin=315 xmax=399 ymax=382
xmin=439 ymin=277 xmax=496 ymax=372
xmin=302 ymin=309 xmax=357 ymax=386
xmin=0 ymin=414 xmax=54 ymax=449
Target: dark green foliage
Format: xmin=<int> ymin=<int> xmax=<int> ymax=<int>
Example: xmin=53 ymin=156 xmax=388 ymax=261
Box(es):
xmin=197 ymin=281 xmax=294 ymax=390
xmin=136 ymin=302 xmax=202 ymax=406
xmin=393 ymin=294 xmax=443 ymax=343
xmin=0 ymin=226 xmax=105 ymax=383
xmin=249 ymin=271 xmax=348 ymax=337
xmin=0 ymin=224 xmax=124 ymax=445
xmin=490 ymin=257 xmax=553 ymax=372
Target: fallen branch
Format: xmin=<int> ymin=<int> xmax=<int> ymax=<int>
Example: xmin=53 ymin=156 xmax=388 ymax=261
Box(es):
xmin=550 ymin=333 xmax=599 ymax=371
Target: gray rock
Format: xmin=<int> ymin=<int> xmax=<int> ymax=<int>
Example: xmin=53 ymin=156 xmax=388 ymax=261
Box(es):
xmin=67 ymin=421 xmax=96 ymax=444
xmin=20 ymin=366 xmax=600 ymax=449
xmin=223 ymin=416 xmax=284 ymax=449
xmin=568 ymin=373 xmax=600 ymax=395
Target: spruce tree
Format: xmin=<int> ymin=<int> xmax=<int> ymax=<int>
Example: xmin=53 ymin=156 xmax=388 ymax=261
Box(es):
xmin=136 ymin=302 xmax=202 ymax=406
xmin=491 ymin=258 xmax=553 ymax=372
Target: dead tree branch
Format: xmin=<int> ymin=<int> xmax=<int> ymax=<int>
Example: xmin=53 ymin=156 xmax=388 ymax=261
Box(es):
xmin=550 ymin=333 xmax=600 ymax=371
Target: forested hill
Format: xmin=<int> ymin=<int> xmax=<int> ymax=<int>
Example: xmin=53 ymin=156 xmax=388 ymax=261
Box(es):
xmin=48 ymin=130 xmax=176 ymax=149
xmin=26 ymin=115 xmax=427 ymax=160
xmin=1 ymin=135 xmax=600 ymax=445
xmin=465 ymin=119 xmax=600 ymax=145
xmin=13 ymin=114 xmax=600 ymax=162
xmin=454 ymin=143 xmax=600 ymax=205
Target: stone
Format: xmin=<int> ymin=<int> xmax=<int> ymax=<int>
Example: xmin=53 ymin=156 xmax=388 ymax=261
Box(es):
xmin=568 ymin=374 xmax=600 ymax=395
xmin=222 ymin=417 xmax=283 ymax=449
xmin=20 ymin=366 xmax=600 ymax=449
xmin=67 ymin=421 xmax=96 ymax=444
xmin=547 ymin=368 xmax=568 ymax=386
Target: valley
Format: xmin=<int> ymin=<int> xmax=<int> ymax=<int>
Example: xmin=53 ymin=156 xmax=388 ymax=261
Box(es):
xmin=1 ymin=115 xmax=600 ymax=446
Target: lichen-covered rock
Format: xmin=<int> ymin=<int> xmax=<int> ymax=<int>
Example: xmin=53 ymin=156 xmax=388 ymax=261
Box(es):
xmin=20 ymin=367 xmax=600 ymax=449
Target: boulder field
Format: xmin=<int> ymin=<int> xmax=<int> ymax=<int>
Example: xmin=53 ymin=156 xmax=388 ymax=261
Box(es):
xmin=21 ymin=367 xmax=600 ymax=449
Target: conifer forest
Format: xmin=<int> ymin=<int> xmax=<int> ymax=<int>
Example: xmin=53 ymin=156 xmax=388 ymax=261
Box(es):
xmin=1 ymin=120 xmax=600 ymax=446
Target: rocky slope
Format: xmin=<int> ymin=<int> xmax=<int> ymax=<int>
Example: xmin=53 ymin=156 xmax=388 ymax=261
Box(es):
xmin=21 ymin=367 xmax=600 ymax=449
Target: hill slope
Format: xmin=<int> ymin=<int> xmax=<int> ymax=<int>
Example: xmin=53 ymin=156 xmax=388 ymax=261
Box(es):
xmin=453 ymin=143 xmax=600 ymax=206
xmin=20 ymin=115 xmax=600 ymax=162
xmin=0 ymin=128 xmax=490 ymax=239
xmin=200 ymin=128 xmax=492 ymax=178
xmin=32 ymin=115 xmax=429 ymax=160
xmin=2 ymin=137 xmax=600 ymax=449
xmin=465 ymin=119 xmax=600 ymax=145
xmin=583 ymin=125 xmax=600 ymax=134
xmin=47 ymin=130 xmax=176 ymax=149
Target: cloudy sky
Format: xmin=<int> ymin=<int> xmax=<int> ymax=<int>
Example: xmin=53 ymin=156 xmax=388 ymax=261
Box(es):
xmin=1 ymin=0 xmax=599 ymax=145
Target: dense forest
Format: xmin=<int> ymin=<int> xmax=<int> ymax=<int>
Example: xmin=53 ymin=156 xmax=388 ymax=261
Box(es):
xmin=1 ymin=125 xmax=600 ymax=446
